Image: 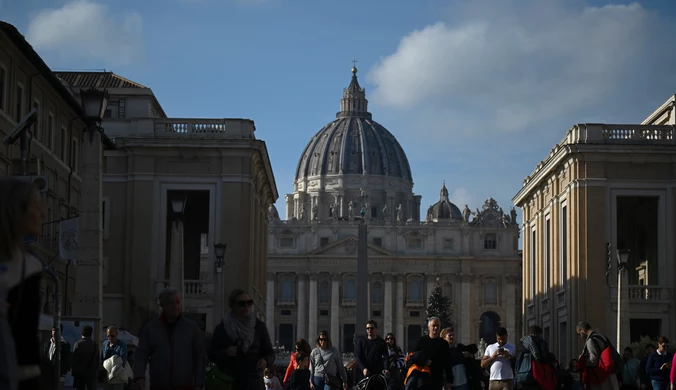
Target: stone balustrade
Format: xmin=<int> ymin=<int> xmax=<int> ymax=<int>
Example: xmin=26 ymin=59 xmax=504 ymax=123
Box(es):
xmin=628 ymin=285 xmax=669 ymax=301
xmin=184 ymin=280 xmax=214 ymax=296
xmin=101 ymin=117 xmax=257 ymax=140
xmin=565 ymin=124 xmax=675 ymax=145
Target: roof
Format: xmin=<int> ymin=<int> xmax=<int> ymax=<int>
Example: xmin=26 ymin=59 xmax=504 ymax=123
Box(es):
xmin=0 ymin=22 xmax=115 ymax=149
xmin=641 ymin=94 xmax=676 ymax=125
xmin=54 ymin=71 xmax=148 ymax=89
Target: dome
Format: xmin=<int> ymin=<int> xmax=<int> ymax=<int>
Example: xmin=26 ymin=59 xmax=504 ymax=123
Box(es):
xmin=294 ymin=67 xmax=412 ymax=183
xmin=426 ymin=182 xmax=463 ymax=221
xmin=267 ymin=204 xmax=280 ymax=221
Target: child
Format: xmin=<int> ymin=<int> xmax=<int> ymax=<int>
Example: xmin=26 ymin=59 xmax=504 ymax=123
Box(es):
xmin=289 ymin=352 xmax=311 ymax=390
xmin=264 ymin=366 xmax=283 ymax=390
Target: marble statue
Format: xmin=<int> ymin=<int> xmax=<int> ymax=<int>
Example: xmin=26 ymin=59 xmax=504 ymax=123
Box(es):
xmin=348 ymin=201 xmax=354 ymax=219
xmin=382 ymin=204 xmax=389 ymax=221
xmin=478 ymin=338 xmax=487 ymax=357
xmin=330 ymin=203 xmax=338 ymax=221
xmin=510 ymin=207 xmax=518 ymax=226
xmin=299 ymin=202 xmax=306 ymax=220
xmin=311 ymin=203 xmax=318 ymax=220
xmin=462 ymin=205 xmax=471 ymax=222
xmin=396 ymin=204 xmax=403 ymax=221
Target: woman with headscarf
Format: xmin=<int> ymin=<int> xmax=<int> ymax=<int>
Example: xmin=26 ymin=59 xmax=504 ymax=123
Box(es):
xmin=283 ymin=339 xmax=312 ymax=387
xmin=208 ymin=288 xmax=275 ymax=390
xmin=0 ymin=178 xmax=46 ymax=390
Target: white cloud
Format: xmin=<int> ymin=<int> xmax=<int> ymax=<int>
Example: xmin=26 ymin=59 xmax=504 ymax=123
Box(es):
xmin=368 ymin=1 xmax=673 ymax=137
xmin=449 ymin=187 xmax=473 ymax=210
xmin=26 ymin=0 xmax=142 ymax=66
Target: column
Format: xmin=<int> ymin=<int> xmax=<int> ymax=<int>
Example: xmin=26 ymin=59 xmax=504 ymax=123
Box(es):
xmin=266 ymin=273 xmax=275 ymax=341
xmin=504 ymin=275 xmax=516 ymax=339
xmin=384 ymin=274 xmax=394 ymax=335
xmin=367 ymin=281 xmax=371 ymax=321
xmin=395 ymin=274 xmax=405 ymax=345
xmin=331 ymin=274 xmax=341 ymax=348
xmin=308 ymin=273 xmax=318 ymax=340
xmin=460 ymin=274 xmax=473 ymax=344
xmin=72 ymin=130 xmax=103 ymax=321
xmin=296 ymin=274 xmax=307 ymax=340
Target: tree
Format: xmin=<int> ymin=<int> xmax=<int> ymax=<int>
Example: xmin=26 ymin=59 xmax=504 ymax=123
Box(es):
xmin=424 ymin=279 xmax=453 ymax=333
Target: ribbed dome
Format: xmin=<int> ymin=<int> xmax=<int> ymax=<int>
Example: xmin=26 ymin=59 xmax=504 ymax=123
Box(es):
xmin=294 ymin=67 xmax=412 ymax=182
xmin=427 ymin=182 xmax=462 ymax=220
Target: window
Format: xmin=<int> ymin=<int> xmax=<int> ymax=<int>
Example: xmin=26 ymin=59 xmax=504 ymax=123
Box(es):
xmin=278 ymin=323 xmax=294 ymax=351
xmin=60 ymin=127 xmax=67 ymax=161
xmin=118 ymin=99 xmax=126 ymax=118
xmin=47 ymin=113 xmax=54 ymax=150
xmin=280 ymin=237 xmax=294 ymax=248
xmin=280 ymin=309 xmax=291 ymax=316
xmin=320 ymin=237 xmax=330 ymax=247
xmin=70 ymin=138 xmax=78 ymax=171
xmin=530 ymin=229 xmax=536 ymax=298
xmin=544 ymin=326 xmax=550 ymax=346
xmin=372 ymin=281 xmax=383 ymax=303
xmin=407 ymin=277 xmax=422 ymax=303
xmin=484 ymin=282 xmax=498 ymax=305
xmin=444 ymin=238 xmax=454 ymax=250
xmin=371 ymin=206 xmax=377 ymax=218
xmin=343 ymin=278 xmax=356 ymax=300
xmin=343 ymin=324 xmax=355 ymax=353
xmin=561 ymin=205 xmax=567 ymax=285
xmin=279 ymin=276 xmax=294 ymax=301
xmin=409 ymin=311 xmax=420 ymax=317
xmin=484 ymin=233 xmax=497 ymax=250
xmin=32 ymin=101 xmax=40 ymax=141
xmin=103 ymin=109 xmax=112 ymax=119
xmin=15 ymin=84 xmax=23 ymax=122
xmin=320 ymin=309 xmax=329 ymax=316
xmin=545 ymin=218 xmax=551 ymax=295
xmin=443 ymin=282 xmax=452 ymax=302
xmin=0 ymin=67 xmax=6 ymax=111
xmin=559 ymin=321 xmax=568 ymax=363
xmin=319 ymin=280 xmax=330 ymax=304
xmin=372 ymin=237 xmax=382 ymax=247
xmin=407 ymin=238 xmax=423 ymax=249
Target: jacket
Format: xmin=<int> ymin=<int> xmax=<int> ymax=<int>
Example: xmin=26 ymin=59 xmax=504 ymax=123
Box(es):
xmin=72 ymin=337 xmax=99 ymax=380
xmin=356 ymin=336 xmax=389 ymax=378
xmin=133 ymin=314 xmax=206 ymax=388
xmin=645 ymin=351 xmax=673 ymax=383
xmin=101 ymin=339 xmax=128 ymax=366
xmin=283 ymin=351 xmax=299 ymax=385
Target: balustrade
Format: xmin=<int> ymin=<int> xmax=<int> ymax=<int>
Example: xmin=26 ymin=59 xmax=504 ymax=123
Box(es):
xmin=628 ymin=285 xmax=669 ymax=301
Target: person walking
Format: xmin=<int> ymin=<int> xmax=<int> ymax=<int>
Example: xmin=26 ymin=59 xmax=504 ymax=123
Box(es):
xmin=71 ymin=325 xmax=99 ymax=390
xmin=309 ymin=330 xmax=347 ymax=390
xmin=515 ymin=325 xmax=551 ymax=390
xmin=132 ymin=286 xmax=206 ymax=390
xmin=284 ymin=339 xmax=312 ymax=387
xmin=208 ymin=288 xmax=274 ymax=390
xmin=481 ymin=327 xmax=516 ymax=390
xmin=575 ymin=321 xmax=620 ymax=390
xmin=408 ymin=316 xmax=454 ymax=390
xmin=0 ymin=178 xmax=47 ymax=390
xmin=645 ymin=337 xmax=673 ymax=390
xmin=384 ymin=333 xmax=405 ymax=390
xmin=102 ymin=326 xmax=129 ymax=390
xmin=355 ymin=320 xmax=389 ymax=383
xmin=442 ymin=327 xmax=470 ymax=390
xmin=621 ymin=347 xmax=640 ymax=390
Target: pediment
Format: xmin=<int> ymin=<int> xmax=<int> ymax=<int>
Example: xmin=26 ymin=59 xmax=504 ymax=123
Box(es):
xmin=311 ymin=236 xmax=391 ymax=257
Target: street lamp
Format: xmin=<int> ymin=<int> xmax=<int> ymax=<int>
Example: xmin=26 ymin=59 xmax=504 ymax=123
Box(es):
xmin=214 ymin=243 xmax=227 ymax=273
xmin=615 ymin=248 xmax=630 ymax=349
xmin=170 ymin=194 xmax=187 ymax=224
xmin=617 ymin=249 xmax=630 ymax=271
xmin=80 ymin=87 xmax=109 ymax=142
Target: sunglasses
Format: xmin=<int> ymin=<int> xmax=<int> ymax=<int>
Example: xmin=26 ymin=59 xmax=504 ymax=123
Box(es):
xmin=366 ymin=327 xmax=375 ymax=330
xmin=237 ymin=299 xmax=254 ymax=307
xmin=386 ymin=338 xmax=394 ymax=341
xmin=318 ymin=338 xmax=327 ymax=341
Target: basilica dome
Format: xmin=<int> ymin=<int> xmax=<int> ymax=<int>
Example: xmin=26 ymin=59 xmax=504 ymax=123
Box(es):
xmin=294 ymin=67 xmax=412 ymax=183
xmin=427 ymin=183 xmax=463 ymax=221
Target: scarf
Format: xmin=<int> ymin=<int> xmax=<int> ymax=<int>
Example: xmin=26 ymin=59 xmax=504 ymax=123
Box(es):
xmin=222 ymin=309 xmax=256 ymax=353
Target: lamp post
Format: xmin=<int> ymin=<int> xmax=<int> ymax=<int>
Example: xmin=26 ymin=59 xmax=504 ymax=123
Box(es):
xmin=169 ymin=194 xmax=187 ymax=299
xmin=616 ymin=249 xmax=630 ymax=349
xmin=80 ymin=88 xmax=109 ymax=142
xmin=355 ymin=190 xmax=369 ymax=350
xmin=213 ymin=242 xmax=227 ymax=323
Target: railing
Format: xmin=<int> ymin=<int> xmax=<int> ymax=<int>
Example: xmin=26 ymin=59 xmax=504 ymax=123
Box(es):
xmin=276 ymin=298 xmax=295 ymax=306
xmin=405 ymin=299 xmax=424 ymax=307
xmin=184 ymin=280 xmax=214 ymax=296
xmin=341 ymin=299 xmax=357 ymax=306
xmin=628 ymin=286 xmax=669 ymax=301
xmin=101 ymin=117 xmax=256 ymax=140
xmin=565 ymin=124 xmax=675 ymax=145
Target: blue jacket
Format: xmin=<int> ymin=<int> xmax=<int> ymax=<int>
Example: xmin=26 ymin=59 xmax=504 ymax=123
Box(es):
xmin=102 ymin=339 xmax=128 ymax=366
xmin=645 ymin=351 xmax=673 ymax=383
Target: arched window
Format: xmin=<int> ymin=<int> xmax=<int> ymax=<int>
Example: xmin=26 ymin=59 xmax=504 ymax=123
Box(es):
xmin=319 ymin=280 xmax=330 ymax=304
xmin=484 ymin=282 xmax=497 ymax=305
xmin=344 ymin=278 xmax=356 ymax=300
xmin=279 ymin=275 xmax=294 ymax=301
xmin=443 ymin=282 xmax=453 ymax=303
xmin=407 ymin=276 xmax=423 ymax=302
xmin=372 ymin=281 xmax=383 ymax=304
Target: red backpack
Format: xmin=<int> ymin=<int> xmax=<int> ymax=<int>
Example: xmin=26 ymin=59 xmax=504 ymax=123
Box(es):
xmin=532 ymin=360 xmax=557 ymax=390
xmin=580 ymin=334 xmax=623 ymax=385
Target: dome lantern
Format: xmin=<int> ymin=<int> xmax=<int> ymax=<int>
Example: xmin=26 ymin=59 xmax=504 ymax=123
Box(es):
xmin=337 ymin=60 xmax=371 ymax=119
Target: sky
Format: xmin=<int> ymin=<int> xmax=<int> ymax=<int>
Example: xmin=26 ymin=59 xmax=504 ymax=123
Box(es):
xmin=3 ymin=0 xmax=676 ymax=232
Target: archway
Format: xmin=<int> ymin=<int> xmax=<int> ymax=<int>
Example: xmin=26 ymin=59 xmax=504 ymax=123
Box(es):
xmin=479 ymin=311 xmax=502 ymax=344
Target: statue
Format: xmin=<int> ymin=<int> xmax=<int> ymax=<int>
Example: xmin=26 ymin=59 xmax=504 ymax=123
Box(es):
xmin=267 ymin=205 xmax=278 ymax=221
xmin=510 ymin=207 xmax=518 ymax=226
xmin=382 ymin=204 xmax=389 ymax=221
xmin=396 ymin=204 xmax=403 ymax=221
xmin=426 ymin=206 xmax=434 ymax=222
xmin=462 ymin=205 xmax=471 ymax=223
xmin=478 ymin=338 xmax=487 ymax=357
xmin=348 ymin=201 xmax=354 ymax=219
xmin=299 ymin=202 xmax=306 ymax=220
xmin=311 ymin=203 xmax=318 ymax=221
xmin=330 ymin=203 xmax=338 ymax=221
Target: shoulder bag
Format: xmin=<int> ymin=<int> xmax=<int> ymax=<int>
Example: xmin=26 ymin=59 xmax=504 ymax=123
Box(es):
xmin=318 ymin=349 xmax=343 ymax=389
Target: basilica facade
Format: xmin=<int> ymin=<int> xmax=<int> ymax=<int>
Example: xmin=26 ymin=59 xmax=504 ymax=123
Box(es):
xmin=266 ymin=67 xmax=522 ymax=353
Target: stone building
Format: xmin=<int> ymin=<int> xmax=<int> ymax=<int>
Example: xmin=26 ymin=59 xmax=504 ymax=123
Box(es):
xmin=56 ymin=71 xmax=278 ymax=333
xmin=512 ymin=95 xmax=676 ymax=363
xmin=267 ymin=67 xmax=522 ymax=353
xmin=0 ymin=22 xmax=112 ymax=322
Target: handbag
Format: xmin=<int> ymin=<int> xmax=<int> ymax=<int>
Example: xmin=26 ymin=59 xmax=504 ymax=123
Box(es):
xmin=317 ymin=350 xmax=343 ymax=389
xmin=206 ymin=362 xmax=234 ymax=390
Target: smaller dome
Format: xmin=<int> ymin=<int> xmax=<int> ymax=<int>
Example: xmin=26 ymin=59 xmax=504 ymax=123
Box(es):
xmin=426 ymin=182 xmax=462 ymax=221
xmin=268 ymin=204 xmax=280 ymax=221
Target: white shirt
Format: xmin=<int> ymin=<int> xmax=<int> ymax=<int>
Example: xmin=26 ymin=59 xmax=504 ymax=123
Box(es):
xmin=484 ymin=342 xmax=516 ymax=381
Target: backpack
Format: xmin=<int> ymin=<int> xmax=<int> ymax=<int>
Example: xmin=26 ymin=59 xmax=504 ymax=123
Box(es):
xmin=515 ymin=337 xmax=556 ymax=390
xmin=585 ymin=335 xmax=623 ymax=385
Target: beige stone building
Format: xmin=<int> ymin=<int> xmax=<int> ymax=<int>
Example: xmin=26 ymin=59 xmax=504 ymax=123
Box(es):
xmin=267 ymin=68 xmax=522 ymax=354
xmin=0 ymin=22 xmax=112 ymax=322
xmin=512 ymin=96 xmax=676 ymax=363
xmin=56 ymin=71 xmax=278 ymax=333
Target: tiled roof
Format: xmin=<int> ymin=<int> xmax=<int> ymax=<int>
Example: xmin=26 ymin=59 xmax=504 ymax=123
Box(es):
xmin=54 ymin=71 xmax=147 ymax=89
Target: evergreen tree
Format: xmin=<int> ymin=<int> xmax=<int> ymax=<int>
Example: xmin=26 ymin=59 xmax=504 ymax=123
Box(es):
xmin=424 ymin=278 xmax=452 ymax=333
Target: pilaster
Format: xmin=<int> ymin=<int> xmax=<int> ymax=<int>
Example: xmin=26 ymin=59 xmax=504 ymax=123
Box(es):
xmin=331 ymin=274 xmax=341 ymax=347
xmin=296 ymin=274 xmax=307 ymax=339
xmin=395 ymin=274 xmax=405 ymax=346
xmin=308 ymin=273 xmax=318 ymax=341
xmin=266 ymin=272 xmax=275 ymax=341
xmin=460 ymin=273 xmax=473 ymax=344
xmin=384 ymin=273 xmax=394 ymax=335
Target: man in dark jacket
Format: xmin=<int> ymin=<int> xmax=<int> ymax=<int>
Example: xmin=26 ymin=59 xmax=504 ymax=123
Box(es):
xmin=132 ymin=287 xmax=206 ymax=390
xmin=516 ymin=325 xmax=552 ymax=390
xmin=71 ymin=325 xmax=99 ymax=390
xmin=355 ymin=320 xmax=389 ymax=384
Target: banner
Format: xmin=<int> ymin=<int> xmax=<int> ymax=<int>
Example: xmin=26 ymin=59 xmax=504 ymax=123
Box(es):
xmin=58 ymin=217 xmax=79 ymax=261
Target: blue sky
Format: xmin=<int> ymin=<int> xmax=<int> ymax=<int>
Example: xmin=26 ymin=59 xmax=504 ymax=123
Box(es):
xmin=3 ymin=0 xmax=676 ymax=230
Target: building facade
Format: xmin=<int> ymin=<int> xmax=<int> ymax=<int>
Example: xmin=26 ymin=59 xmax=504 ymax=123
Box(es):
xmin=56 ymin=71 xmax=279 ymax=334
xmin=512 ymin=97 xmax=676 ymax=363
xmin=0 ymin=22 xmax=112 ymax=325
xmin=267 ymin=67 xmax=522 ymax=353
